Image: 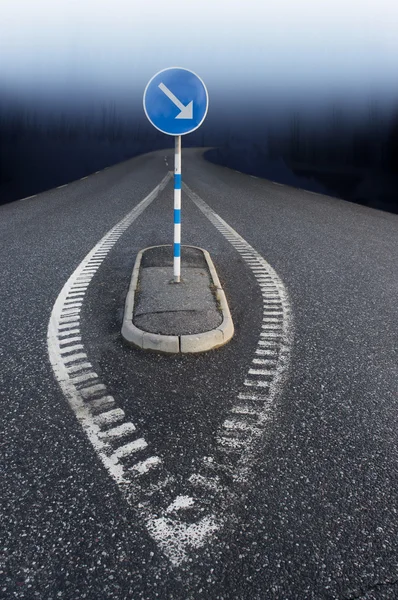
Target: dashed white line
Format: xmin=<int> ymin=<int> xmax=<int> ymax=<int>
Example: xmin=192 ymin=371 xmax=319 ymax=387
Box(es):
xmin=62 ymin=352 xmax=87 ymax=364
xmin=48 ymin=173 xmax=171 ymax=495
xmin=59 ymin=344 xmax=84 ymax=354
xmin=99 ymin=422 xmax=137 ymax=440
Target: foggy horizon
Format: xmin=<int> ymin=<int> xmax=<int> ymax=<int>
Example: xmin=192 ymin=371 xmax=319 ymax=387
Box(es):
xmin=1 ymin=0 xmax=398 ymax=117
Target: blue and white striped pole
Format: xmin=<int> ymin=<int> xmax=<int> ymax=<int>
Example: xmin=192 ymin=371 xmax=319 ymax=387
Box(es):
xmin=173 ymin=135 xmax=182 ymax=283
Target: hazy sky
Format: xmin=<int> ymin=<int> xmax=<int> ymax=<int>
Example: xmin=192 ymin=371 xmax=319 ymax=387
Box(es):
xmin=1 ymin=0 xmax=398 ymax=114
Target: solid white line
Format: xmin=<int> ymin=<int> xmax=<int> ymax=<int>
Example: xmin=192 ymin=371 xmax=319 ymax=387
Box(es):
xmin=80 ymin=176 xmax=88 ymax=180
xmin=20 ymin=194 xmax=37 ymax=201
xmin=57 ymin=184 xmax=68 ymax=189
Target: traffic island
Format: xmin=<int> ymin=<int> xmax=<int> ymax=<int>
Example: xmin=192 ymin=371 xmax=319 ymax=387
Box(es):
xmin=121 ymin=245 xmax=234 ymax=353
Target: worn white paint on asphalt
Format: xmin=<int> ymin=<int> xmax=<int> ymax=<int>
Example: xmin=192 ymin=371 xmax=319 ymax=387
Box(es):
xmin=48 ymin=171 xmax=293 ymax=569
xmin=48 ymin=171 xmax=171 ymax=485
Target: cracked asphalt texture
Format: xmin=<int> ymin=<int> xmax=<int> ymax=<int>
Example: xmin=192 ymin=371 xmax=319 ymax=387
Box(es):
xmin=1 ymin=149 xmax=398 ymax=599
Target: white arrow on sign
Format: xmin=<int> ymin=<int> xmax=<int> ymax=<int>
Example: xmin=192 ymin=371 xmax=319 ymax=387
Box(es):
xmin=158 ymin=82 xmax=193 ymax=119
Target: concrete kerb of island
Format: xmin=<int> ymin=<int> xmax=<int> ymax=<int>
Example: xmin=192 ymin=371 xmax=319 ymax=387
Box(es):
xmin=121 ymin=245 xmax=234 ymax=354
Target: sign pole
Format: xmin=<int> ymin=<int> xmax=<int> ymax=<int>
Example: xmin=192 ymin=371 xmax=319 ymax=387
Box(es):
xmin=173 ymin=135 xmax=182 ymax=283
xmin=143 ymin=68 xmax=208 ymax=284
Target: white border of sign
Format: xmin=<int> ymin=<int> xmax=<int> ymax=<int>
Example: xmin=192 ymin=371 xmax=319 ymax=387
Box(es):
xmin=143 ymin=66 xmax=209 ymax=136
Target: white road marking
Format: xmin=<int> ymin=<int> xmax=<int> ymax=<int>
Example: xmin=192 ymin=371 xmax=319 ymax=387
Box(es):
xmin=134 ymin=182 xmax=294 ymax=566
xmin=59 ymin=336 xmax=82 ymax=345
xmin=62 ymin=352 xmax=87 ymax=364
xmin=166 ymin=496 xmax=195 ymax=513
xmin=60 ymin=344 xmax=84 ymax=354
xmin=231 ymin=406 xmax=257 ymax=415
xmin=48 ymin=170 xmax=292 ymax=568
xmin=59 ymin=315 xmax=80 ymax=324
xmin=252 ymin=358 xmax=277 ymax=365
xmin=19 ymin=194 xmax=37 ymax=201
xmin=132 ymin=456 xmax=162 ymax=475
xmin=223 ymin=419 xmax=252 ymax=431
xmin=58 ymin=329 xmax=80 ymax=337
xmin=70 ymin=372 xmax=98 ymax=384
xmin=80 ymin=384 xmax=107 ymax=398
xmin=57 ymin=184 xmax=68 ymax=189
xmin=98 ymin=422 xmax=136 ymax=440
xmin=61 ymin=312 xmax=80 ymax=319
xmin=47 ymin=172 xmax=171 ymax=495
xmin=244 ymin=379 xmax=270 ymax=388
xmin=112 ymin=438 xmax=148 ymax=459
xmin=94 ymin=408 xmax=125 ymax=427
xmin=87 ymin=396 xmax=115 ymax=412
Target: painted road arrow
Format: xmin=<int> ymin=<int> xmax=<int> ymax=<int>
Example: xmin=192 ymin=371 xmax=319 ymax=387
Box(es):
xmin=158 ymin=82 xmax=193 ymax=119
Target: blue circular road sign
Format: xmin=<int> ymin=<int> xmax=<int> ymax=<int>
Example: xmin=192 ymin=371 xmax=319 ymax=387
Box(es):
xmin=143 ymin=67 xmax=209 ymax=136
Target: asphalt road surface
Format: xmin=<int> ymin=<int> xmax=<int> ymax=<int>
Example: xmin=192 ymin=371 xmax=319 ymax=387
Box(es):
xmin=2 ymin=149 xmax=398 ymax=600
